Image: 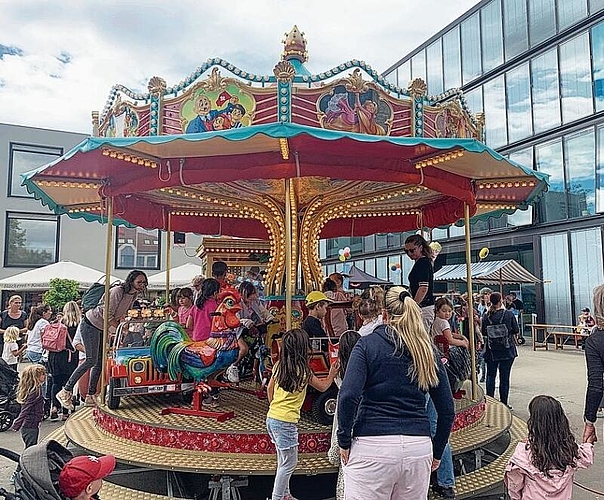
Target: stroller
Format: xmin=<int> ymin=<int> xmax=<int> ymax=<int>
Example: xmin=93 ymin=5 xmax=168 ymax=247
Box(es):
xmin=0 ymin=359 xmax=20 ymax=432
xmin=0 ymin=440 xmax=77 ymax=500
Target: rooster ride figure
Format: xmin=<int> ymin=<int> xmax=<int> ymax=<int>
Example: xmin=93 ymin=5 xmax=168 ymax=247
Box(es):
xmin=150 ymin=289 xmax=243 ymax=421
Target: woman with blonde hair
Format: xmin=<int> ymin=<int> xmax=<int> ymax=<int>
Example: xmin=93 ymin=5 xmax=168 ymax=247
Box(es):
xmin=48 ymin=301 xmax=80 ymax=421
xmin=582 ymin=284 xmax=604 ymax=444
xmin=337 ymin=286 xmax=454 ymax=499
xmin=0 ymin=295 xmax=28 ymax=356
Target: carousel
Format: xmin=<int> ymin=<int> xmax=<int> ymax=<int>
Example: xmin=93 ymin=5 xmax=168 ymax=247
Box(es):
xmin=26 ymin=27 xmax=546 ymax=499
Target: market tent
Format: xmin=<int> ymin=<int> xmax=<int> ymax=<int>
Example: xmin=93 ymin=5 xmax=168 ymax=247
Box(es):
xmin=147 ymin=263 xmax=203 ymax=290
xmin=0 ymin=261 xmax=110 ymax=290
xmin=434 ymin=259 xmax=539 ymax=285
xmin=343 ymin=265 xmax=391 ymax=289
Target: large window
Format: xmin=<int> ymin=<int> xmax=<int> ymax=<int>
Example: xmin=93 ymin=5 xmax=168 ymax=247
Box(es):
xmin=443 ymin=27 xmax=462 ymax=90
xmin=115 ymin=227 xmax=161 ymax=270
xmin=4 ymin=213 xmax=59 ymax=267
xmin=565 ymin=129 xmax=595 ymax=217
xmin=503 ymin=0 xmax=529 ymax=60
xmin=461 ymin=12 xmax=482 ymax=84
xmin=506 ymin=63 xmax=533 ymax=143
xmin=398 ymin=61 xmax=411 ymax=90
xmin=529 ymin=0 xmax=556 ymax=46
xmin=483 ymin=76 xmax=507 ymax=148
xmin=570 ymin=228 xmax=604 ymax=320
xmin=592 ymin=22 xmax=604 ymax=112
xmin=592 ymin=0 xmax=604 ymax=12
xmin=426 ymin=39 xmax=443 ymax=95
xmin=464 ymin=87 xmax=484 ymax=114
xmin=9 ymin=143 xmax=62 ymax=198
xmin=481 ymin=0 xmax=504 ymax=72
xmin=411 ymin=50 xmax=426 ymax=82
xmin=541 ymin=233 xmax=572 ymax=325
xmin=557 ymin=0 xmax=587 ymax=30
xmin=598 ymin=125 xmax=604 ymax=213
xmin=536 ymin=139 xmax=566 ymax=222
xmin=559 ymin=33 xmax=593 ymax=123
xmin=531 ymin=49 xmax=561 ymax=133
xmin=507 ymin=148 xmax=534 ymax=227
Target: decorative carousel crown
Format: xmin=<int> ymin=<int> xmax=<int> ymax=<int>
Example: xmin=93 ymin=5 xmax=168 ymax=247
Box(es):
xmin=282 ymin=25 xmax=308 ymax=63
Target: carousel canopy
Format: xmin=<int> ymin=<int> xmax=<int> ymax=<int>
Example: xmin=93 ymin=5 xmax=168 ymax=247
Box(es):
xmin=21 ymin=122 xmax=548 ymax=238
xmin=434 ymin=259 xmax=540 ymax=285
xmin=147 ymin=263 xmax=203 ymax=290
xmin=0 ymin=261 xmax=111 ymax=290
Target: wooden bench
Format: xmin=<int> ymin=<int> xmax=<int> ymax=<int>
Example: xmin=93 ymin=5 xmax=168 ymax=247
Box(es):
xmin=530 ymin=323 xmax=589 ymax=351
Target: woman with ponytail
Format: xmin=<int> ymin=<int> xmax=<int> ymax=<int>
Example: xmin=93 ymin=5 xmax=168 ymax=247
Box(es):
xmin=337 ymin=286 xmax=454 ymax=499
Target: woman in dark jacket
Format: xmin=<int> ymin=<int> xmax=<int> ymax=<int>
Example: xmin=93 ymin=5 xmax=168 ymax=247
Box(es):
xmin=481 ymin=292 xmax=519 ymax=408
xmin=337 ymin=286 xmax=454 ymax=499
xmin=583 ymin=284 xmax=604 ymax=444
xmin=48 ymin=301 xmax=80 ymax=421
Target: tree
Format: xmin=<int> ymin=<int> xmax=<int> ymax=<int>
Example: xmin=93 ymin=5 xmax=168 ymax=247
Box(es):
xmin=6 ymin=219 xmax=53 ymax=266
xmin=43 ymin=278 xmax=80 ymax=312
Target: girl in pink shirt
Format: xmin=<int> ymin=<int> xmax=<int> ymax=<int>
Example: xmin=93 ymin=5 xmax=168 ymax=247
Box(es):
xmin=505 ymin=395 xmax=594 ymax=500
xmin=188 ymin=278 xmax=220 ymax=341
xmin=176 ymin=287 xmax=194 ymax=336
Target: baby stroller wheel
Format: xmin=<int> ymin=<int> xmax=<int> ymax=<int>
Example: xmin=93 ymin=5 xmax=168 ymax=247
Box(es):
xmin=0 ymin=410 xmax=14 ymax=432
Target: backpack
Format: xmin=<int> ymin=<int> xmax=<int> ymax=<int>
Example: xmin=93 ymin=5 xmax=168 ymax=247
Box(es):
xmin=486 ymin=312 xmax=511 ymax=352
xmin=41 ymin=322 xmax=68 ymax=352
xmin=81 ymin=280 xmax=120 ymax=312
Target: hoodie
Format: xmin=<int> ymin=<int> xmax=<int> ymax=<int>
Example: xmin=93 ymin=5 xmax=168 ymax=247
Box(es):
xmin=504 ymin=442 xmax=593 ymax=499
xmin=336 ymin=324 xmax=455 ymax=459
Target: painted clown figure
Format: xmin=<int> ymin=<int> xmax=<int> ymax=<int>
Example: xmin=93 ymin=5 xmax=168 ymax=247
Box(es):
xmin=186 ymin=92 xmax=239 ymax=133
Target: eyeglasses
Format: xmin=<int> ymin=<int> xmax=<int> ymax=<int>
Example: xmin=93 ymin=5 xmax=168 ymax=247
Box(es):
xmin=404 ymin=246 xmax=417 ymax=254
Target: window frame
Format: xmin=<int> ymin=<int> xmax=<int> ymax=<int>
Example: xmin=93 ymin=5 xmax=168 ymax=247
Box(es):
xmin=8 ymin=142 xmax=63 ymax=199
xmin=4 ymin=211 xmax=60 ymax=268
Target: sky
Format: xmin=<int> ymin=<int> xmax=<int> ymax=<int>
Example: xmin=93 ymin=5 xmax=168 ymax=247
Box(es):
xmin=0 ymin=0 xmax=478 ymax=134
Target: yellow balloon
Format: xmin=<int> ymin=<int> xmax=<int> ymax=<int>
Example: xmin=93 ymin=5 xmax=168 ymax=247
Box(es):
xmin=339 ymin=255 xmax=346 ymax=262
xmin=479 ymin=247 xmax=489 ymax=259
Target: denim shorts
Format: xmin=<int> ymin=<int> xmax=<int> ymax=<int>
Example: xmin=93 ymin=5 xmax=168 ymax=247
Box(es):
xmin=266 ymin=417 xmax=298 ymax=450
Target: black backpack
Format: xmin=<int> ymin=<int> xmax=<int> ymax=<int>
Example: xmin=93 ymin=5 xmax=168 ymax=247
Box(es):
xmin=486 ymin=311 xmax=511 ymax=351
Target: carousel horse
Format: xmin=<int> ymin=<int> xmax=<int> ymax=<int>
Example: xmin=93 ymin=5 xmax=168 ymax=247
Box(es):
xmin=150 ymin=290 xmax=242 ymax=420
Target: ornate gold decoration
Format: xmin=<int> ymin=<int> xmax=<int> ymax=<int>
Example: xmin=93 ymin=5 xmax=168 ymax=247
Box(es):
xmin=91 ymin=111 xmax=100 ymax=137
xmin=273 ymin=61 xmax=296 ymax=83
xmin=147 ymin=76 xmax=167 ymax=96
xmin=282 ymin=25 xmax=308 ymax=63
xmin=476 ymin=112 xmax=485 ymax=140
xmin=408 ymin=78 xmax=427 ymax=99
xmin=199 ymin=67 xmax=228 ymax=92
xmin=344 ymin=69 xmax=369 ymax=93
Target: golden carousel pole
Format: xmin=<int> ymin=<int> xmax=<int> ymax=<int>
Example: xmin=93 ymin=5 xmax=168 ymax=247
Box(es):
xmin=464 ymin=203 xmax=478 ymax=400
xmin=166 ymin=212 xmax=172 ymax=305
xmin=99 ymin=197 xmax=114 ymax=406
xmin=284 ymin=179 xmax=293 ymax=330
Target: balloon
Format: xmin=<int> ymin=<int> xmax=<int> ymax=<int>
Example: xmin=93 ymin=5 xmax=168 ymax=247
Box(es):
xmin=339 ymin=255 xmax=346 ymax=262
xmin=479 ymin=247 xmax=489 ymax=259
xmin=344 ymin=251 xmax=350 ymax=259
xmin=395 ymin=263 xmax=401 ymax=269
xmin=338 ymin=249 xmax=344 ymax=256
xmin=344 ymin=246 xmax=351 ymax=253
xmin=391 ymin=265 xmax=397 ymax=272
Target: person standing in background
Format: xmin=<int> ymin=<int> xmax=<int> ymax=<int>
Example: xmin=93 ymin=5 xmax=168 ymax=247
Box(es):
xmin=404 ymin=235 xmax=435 ymax=332
xmin=0 ymin=295 xmax=28 ymax=355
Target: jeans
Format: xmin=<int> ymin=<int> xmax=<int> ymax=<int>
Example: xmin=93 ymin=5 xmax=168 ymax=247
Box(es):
xmin=51 ymin=372 xmax=70 ymax=414
xmin=426 ymin=395 xmax=455 ymax=488
xmin=485 ymin=357 xmax=515 ymax=405
xmin=343 ymin=434 xmax=432 ymax=499
xmin=64 ymin=319 xmax=102 ymax=395
xmin=267 ymin=417 xmax=298 ymax=500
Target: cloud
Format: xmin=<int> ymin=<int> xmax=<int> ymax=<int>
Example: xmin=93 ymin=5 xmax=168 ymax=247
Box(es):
xmin=0 ymin=0 xmax=477 ymax=133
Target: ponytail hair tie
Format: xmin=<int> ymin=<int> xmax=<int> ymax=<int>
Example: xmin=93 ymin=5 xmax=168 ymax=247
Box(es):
xmin=399 ymin=290 xmax=411 ymax=303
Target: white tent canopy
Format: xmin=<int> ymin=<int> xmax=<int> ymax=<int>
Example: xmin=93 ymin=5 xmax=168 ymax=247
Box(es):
xmin=147 ymin=263 xmax=203 ymax=290
xmin=0 ymin=261 xmax=111 ymax=290
xmin=434 ymin=259 xmax=539 ymax=285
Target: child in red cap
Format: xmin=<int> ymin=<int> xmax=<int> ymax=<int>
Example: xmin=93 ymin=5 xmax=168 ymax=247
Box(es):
xmin=58 ymin=454 xmax=116 ymax=499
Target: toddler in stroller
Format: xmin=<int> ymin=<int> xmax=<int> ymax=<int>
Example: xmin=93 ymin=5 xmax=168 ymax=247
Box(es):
xmin=0 ymin=358 xmax=20 ymax=432
xmin=0 ymin=439 xmax=115 ymax=500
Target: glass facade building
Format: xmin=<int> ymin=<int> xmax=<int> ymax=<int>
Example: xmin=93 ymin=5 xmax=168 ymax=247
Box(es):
xmin=322 ymin=1 xmax=604 ymax=326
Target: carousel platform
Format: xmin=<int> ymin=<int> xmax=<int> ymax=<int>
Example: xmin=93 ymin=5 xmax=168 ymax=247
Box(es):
xmin=45 ymin=382 xmax=523 ymax=499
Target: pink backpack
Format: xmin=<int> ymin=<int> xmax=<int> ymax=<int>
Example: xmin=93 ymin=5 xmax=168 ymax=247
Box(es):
xmin=42 ymin=322 xmax=68 ymax=352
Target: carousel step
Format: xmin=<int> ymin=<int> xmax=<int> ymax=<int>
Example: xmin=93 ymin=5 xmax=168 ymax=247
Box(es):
xmin=63 ymin=406 xmax=336 ymax=475
xmin=450 ymin=396 xmax=512 ymax=455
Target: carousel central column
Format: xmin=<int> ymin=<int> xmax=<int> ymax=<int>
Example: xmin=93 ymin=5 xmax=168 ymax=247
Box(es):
xmin=284 ymin=179 xmax=298 ymax=330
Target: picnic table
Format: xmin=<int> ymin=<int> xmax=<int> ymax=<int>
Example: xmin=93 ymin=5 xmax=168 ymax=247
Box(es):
xmin=529 ymin=323 xmax=589 ymax=351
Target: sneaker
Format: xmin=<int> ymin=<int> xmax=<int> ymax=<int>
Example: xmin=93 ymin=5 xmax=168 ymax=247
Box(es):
xmin=72 ymin=395 xmax=80 ymax=407
xmin=84 ymin=395 xmax=98 ymax=407
xmin=225 ymin=364 xmax=240 ymax=384
xmin=204 ymin=395 xmax=220 ymax=408
xmin=49 ymin=409 xmax=59 ymax=421
xmin=57 ymin=389 xmax=74 ymax=411
xmin=61 ymin=413 xmax=69 ymax=422
xmin=432 ymin=484 xmax=456 ymax=499
xmin=597 ymin=409 xmax=604 ymax=418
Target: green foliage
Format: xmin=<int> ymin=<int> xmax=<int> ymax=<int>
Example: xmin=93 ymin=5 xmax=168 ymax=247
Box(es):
xmin=43 ymin=278 xmax=80 ymax=312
